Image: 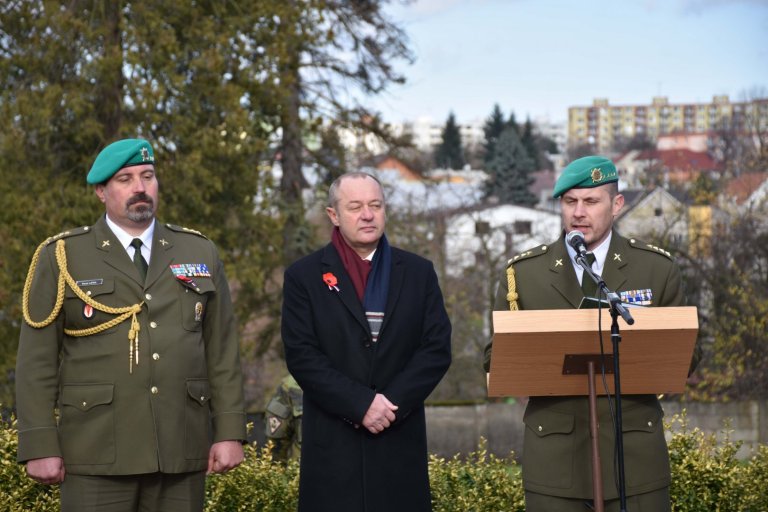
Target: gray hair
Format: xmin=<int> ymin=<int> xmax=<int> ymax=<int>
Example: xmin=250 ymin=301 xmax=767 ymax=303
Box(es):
xmin=327 ymin=172 xmax=386 ymax=208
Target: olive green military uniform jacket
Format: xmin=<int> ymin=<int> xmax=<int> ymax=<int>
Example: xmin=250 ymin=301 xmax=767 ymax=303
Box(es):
xmin=485 ymin=230 xmax=689 ymax=500
xmin=16 ymin=216 xmax=246 ymax=475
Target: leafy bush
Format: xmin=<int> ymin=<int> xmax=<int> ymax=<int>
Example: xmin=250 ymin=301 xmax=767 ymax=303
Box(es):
xmin=666 ymin=413 xmax=768 ymax=512
xmin=2 ymin=413 xmax=767 ymax=511
xmin=428 ymin=439 xmax=524 ymax=511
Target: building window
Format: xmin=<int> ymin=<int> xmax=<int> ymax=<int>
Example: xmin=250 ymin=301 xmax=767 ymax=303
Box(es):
xmin=654 ymin=208 xmax=663 ymax=217
xmin=514 ymin=221 xmax=532 ymax=235
xmin=475 ymin=221 xmax=490 ymax=235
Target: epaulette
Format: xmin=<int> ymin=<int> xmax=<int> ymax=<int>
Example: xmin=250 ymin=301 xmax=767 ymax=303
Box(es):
xmin=628 ymin=238 xmax=673 ymax=259
xmin=507 ymin=244 xmax=549 ymax=267
xmin=165 ymin=223 xmax=209 ymax=239
xmin=43 ymin=226 xmax=92 ymax=245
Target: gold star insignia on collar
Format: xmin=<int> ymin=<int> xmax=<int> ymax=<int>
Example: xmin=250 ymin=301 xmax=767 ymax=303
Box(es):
xmin=555 ymin=259 xmax=563 ymax=267
xmin=159 ymin=239 xmax=169 ymax=246
xmin=613 ymin=253 xmax=622 ymax=262
xmin=101 ymin=240 xmax=110 ymax=247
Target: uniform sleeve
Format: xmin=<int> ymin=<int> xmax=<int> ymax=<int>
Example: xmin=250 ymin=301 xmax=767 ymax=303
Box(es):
xmin=658 ymin=257 xmax=702 ymax=374
xmin=483 ymin=269 xmax=513 ymax=372
xmin=16 ymin=244 xmax=65 ymax=462
xmin=202 ymin=245 xmax=247 ymax=442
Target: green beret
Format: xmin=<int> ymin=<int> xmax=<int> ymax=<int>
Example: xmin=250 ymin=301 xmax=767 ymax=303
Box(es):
xmin=552 ymin=155 xmax=618 ymax=198
xmin=87 ymin=139 xmax=155 ymax=184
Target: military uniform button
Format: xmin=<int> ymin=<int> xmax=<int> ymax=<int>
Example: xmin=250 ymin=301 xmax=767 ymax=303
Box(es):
xmin=151 ymin=386 xmax=158 ymax=394
xmin=538 ymin=425 xmax=543 ymax=432
xmin=82 ymin=401 xmax=87 ymax=407
xmin=200 ymin=396 xmax=206 ymax=401
xmin=152 ymin=353 xmax=160 ymax=361
xmin=150 ymin=321 xmax=157 ymax=328
xmin=86 ymin=290 xmax=92 ymax=296
xmin=648 ymin=421 xmax=653 ymax=427
xmin=145 ymin=293 xmax=152 ymax=301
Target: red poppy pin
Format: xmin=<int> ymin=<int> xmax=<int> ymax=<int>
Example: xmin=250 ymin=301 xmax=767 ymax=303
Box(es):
xmin=323 ymin=272 xmax=339 ymax=292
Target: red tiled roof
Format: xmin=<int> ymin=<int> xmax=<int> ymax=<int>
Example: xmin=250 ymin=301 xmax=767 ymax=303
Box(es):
xmin=725 ymin=172 xmax=768 ymax=204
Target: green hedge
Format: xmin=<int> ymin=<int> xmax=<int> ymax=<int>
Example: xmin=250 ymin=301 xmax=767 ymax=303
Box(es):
xmin=1 ymin=414 xmax=766 ymax=512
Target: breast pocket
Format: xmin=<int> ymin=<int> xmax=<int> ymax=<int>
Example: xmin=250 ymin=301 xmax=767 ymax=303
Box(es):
xmin=177 ymin=278 xmax=216 ymax=332
xmin=63 ymin=279 xmax=118 ymax=334
xmin=58 ymin=383 xmax=116 ymax=464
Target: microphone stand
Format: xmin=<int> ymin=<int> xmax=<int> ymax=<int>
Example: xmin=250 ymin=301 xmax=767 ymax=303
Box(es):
xmin=575 ymin=253 xmax=634 ymax=512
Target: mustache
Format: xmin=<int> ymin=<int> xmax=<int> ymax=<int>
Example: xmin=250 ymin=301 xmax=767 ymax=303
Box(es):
xmin=127 ymin=193 xmax=154 ymax=208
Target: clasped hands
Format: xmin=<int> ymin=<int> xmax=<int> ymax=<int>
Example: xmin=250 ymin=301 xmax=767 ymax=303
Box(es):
xmin=360 ymin=393 xmax=398 ymax=434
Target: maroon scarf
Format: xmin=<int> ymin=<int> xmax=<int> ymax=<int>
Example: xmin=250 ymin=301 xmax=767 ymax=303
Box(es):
xmin=331 ymin=226 xmax=371 ymax=301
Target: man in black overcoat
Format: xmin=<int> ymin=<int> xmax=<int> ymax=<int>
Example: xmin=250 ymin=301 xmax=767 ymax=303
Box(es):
xmin=282 ymin=171 xmax=452 ymax=512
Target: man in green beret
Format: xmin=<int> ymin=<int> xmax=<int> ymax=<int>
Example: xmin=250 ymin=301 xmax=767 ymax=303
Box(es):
xmin=16 ymin=138 xmax=247 ymax=512
xmin=485 ymin=155 xmax=697 ymax=511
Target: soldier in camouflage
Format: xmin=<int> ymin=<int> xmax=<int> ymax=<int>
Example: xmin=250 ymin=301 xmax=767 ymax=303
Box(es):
xmin=265 ymin=374 xmax=303 ymax=461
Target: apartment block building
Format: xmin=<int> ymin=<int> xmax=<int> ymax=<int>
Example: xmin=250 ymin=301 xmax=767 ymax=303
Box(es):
xmin=568 ymin=95 xmax=768 ymax=154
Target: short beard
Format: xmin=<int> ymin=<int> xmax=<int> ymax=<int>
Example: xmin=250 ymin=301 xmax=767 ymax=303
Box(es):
xmin=126 ymin=194 xmax=155 ymax=223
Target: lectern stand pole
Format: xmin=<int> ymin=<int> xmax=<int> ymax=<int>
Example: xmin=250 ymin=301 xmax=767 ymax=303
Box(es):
xmin=587 ymin=360 xmax=605 ymax=512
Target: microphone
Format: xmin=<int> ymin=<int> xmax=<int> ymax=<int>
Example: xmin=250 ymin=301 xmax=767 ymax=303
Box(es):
xmin=566 ymin=230 xmax=588 ymax=257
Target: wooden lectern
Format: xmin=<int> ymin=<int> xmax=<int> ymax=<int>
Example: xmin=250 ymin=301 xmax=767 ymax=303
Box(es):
xmin=488 ymin=306 xmax=698 ymax=397
xmin=488 ymin=306 xmax=698 ymax=511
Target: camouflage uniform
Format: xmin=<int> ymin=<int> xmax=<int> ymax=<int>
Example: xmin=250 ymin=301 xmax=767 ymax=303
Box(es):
xmin=265 ymin=374 xmax=303 ymax=461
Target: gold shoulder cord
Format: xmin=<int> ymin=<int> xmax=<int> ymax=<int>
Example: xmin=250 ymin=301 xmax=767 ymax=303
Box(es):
xmin=22 ymin=239 xmax=144 ymax=373
xmin=506 ymin=265 xmax=519 ymax=311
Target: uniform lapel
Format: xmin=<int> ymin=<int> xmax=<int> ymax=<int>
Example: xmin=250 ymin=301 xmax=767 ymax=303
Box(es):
xmin=93 ymin=216 xmax=144 ymax=285
xmin=145 ymin=223 xmax=175 ymax=289
xmin=547 ymin=237 xmax=584 ymax=309
xmin=321 ymin=244 xmax=369 ymax=333
xmin=602 ymin=231 xmax=629 ymax=292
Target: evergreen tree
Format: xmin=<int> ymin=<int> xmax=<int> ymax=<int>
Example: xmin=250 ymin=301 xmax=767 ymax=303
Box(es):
xmin=507 ymin=111 xmax=520 ymax=135
xmin=484 ymin=127 xmax=537 ymax=205
xmin=483 ymin=104 xmax=506 ymax=165
xmin=434 ymin=112 xmax=465 ymax=169
xmin=520 ymin=117 xmax=541 ymax=170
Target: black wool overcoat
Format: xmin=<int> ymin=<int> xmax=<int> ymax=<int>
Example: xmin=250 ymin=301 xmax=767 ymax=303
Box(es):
xmin=282 ymin=243 xmax=452 ymax=512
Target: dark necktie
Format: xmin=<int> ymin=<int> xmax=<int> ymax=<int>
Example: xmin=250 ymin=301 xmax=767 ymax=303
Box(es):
xmin=580 ymin=252 xmax=597 ymax=298
xmin=130 ymin=238 xmax=148 ymax=281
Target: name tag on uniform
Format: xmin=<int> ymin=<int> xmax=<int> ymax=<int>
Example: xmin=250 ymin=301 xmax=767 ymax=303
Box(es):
xmin=76 ymin=278 xmax=104 ymax=287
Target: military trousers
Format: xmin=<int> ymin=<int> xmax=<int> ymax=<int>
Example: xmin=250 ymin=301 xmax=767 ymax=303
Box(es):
xmin=524 ymin=487 xmax=671 ymax=512
xmin=60 ymin=471 xmax=206 ymax=512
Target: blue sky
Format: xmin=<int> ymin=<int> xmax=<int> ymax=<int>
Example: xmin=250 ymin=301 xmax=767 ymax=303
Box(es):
xmin=369 ymin=0 xmax=768 ymax=124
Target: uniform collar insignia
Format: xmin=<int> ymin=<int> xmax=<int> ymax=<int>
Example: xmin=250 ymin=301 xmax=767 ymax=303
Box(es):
xmin=555 ymin=258 xmax=563 ymax=267
xmin=159 ymin=238 xmax=169 ymax=246
xmin=613 ymin=253 xmax=622 ymax=262
xmin=101 ymin=240 xmax=110 ymax=247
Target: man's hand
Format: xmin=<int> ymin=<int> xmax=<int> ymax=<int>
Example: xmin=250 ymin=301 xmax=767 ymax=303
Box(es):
xmin=26 ymin=457 xmax=65 ymax=485
xmin=207 ymin=440 xmax=244 ymax=474
xmin=361 ymin=393 xmax=398 ymax=434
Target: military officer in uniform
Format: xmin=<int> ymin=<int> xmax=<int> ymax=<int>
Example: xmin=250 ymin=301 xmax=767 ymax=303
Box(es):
xmin=15 ymin=138 xmax=247 ymax=512
xmin=264 ymin=373 xmax=303 ymax=461
xmin=484 ymin=155 xmax=697 ymax=511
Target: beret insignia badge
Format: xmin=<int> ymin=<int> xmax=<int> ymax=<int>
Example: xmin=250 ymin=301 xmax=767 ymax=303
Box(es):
xmin=590 ymin=168 xmax=603 ymax=183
